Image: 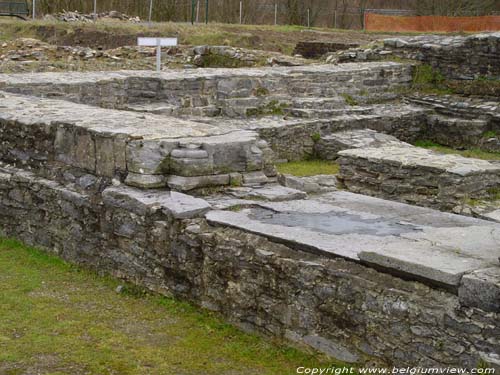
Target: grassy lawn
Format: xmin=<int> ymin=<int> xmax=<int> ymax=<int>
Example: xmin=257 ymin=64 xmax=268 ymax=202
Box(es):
xmin=414 ymin=140 xmax=500 ymax=161
xmin=276 ymin=160 xmax=340 ymax=177
xmin=0 ymin=238 xmax=339 ymax=375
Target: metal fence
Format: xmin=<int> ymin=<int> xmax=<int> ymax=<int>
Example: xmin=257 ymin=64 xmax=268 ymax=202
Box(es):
xmin=28 ymin=0 xmax=499 ymax=30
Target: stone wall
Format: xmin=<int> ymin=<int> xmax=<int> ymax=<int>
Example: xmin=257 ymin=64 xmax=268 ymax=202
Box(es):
xmin=252 ymin=105 xmax=429 ymax=161
xmin=0 ymin=164 xmax=498 ymax=367
xmin=384 ymin=33 xmax=500 ymax=80
xmin=0 ymin=63 xmax=414 ymax=115
xmin=293 ymin=41 xmax=359 ymax=59
xmin=338 ymin=146 xmax=500 ymax=211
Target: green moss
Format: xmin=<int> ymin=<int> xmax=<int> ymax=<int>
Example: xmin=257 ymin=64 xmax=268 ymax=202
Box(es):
xmin=340 ymin=93 xmax=358 ymax=106
xmin=487 ymin=188 xmax=500 ymax=201
xmin=0 ymin=237 xmax=340 ymax=374
xmin=311 ymin=133 xmax=322 ymax=143
xmin=253 ymin=86 xmax=270 ymax=97
xmin=482 ymin=130 xmax=498 ymax=139
xmin=276 ymin=160 xmax=339 ymax=177
xmin=246 ymin=100 xmax=288 ymax=117
xmin=414 ymin=140 xmax=500 ymax=161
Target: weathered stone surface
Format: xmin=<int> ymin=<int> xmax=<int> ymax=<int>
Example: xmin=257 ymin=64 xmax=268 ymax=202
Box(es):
xmin=103 ymin=186 xmax=211 ymax=219
xmin=167 ymin=174 xmax=230 ymax=191
xmin=227 ymin=185 xmax=307 ymax=201
xmin=315 ymin=129 xmax=411 ymax=160
xmin=1 ymin=54 xmax=499 ymax=367
xmin=338 ymin=145 xmax=500 ymax=210
xmin=459 ymin=267 xmax=500 ymax=312
xmin=359 ymin=245 xmax=490 ymax=290
xmin=206 ymin=191 xmax=499 ymax=290
xmin=1 ymin=162 xmax=499 ymax=367
xmin=125 ymin=172 xmax=166 ymax=189
xmin=278 ymin=174 xmax=338 ymax=193
xmin=384 ymin=32 xmax=500 ymax=80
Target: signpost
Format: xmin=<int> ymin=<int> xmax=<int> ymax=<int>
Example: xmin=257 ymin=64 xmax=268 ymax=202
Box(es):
xmin=137 ymin=37 xmax=178 ymax=73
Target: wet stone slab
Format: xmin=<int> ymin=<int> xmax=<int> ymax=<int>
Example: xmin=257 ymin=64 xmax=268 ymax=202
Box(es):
xmin=206 ymin=190 xmax=500 ymax=310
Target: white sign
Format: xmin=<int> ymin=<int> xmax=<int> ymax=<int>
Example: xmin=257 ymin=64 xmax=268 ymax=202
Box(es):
xmin=137 ymin=37 xmax=178 ymax=47
xmin=137 ymin=37 xmax=178 ymax=72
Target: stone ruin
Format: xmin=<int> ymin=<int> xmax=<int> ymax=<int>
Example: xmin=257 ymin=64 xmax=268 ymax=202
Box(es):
xmin=0 ymin=34 xmax=499 ymax=368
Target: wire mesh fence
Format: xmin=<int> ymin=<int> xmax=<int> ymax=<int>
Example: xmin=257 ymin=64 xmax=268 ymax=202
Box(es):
xmin=28 ymin=0 xmax=500 ymax=30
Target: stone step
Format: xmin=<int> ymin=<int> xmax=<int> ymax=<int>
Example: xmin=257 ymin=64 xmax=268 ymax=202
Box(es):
xmin=426 ymin=114 xmax=499 ymax=152
xmin=123 ymin=102 xmax=221 ymax=117
xmin=315 ymin=129 xmax=411 ymax=160
xmin=337 ymin=145 xmax=500 ymax=212
xmin=286 ymin=107 xmax=372 ymax=119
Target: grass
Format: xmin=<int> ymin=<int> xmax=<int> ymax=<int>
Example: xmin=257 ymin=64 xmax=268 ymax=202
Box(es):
xmin=0 ymin=18 xmax=393 ymax=56
xmin=340 ymin=93 xmax=359 ymax=106
xmin=246 ymin=100 xmax=289 ymax=117
xmin=276 ymin=160 xmax=340 ymax=177
xmin=414 ymin=140 xmax=500 ymax=161
xmin=0 ymin=237 xmax=342 ymax=375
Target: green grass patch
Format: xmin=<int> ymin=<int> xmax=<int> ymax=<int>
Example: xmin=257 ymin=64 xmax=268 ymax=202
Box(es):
xmin=246 ymin=100 xmax=288 ymax=117
xmin=410 ymin=64 xmax=455 ymax=95
xmin=197 ymin=53 xmax=249 ymax=68
xmin=0 ymin=237 xmax=342 ymax=374
xmin=482 ymin=130 xmax=498 ymax=139
xmin=340 ymin=93 xmax=358 ymax=106
xmin=277 ymin=160 xmax=340 ymax=177
xmin=414 ymin=140 xmax=500 ymax=161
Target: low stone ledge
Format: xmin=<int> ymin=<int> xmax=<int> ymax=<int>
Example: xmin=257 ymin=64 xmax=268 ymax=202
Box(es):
xmin=102 ymin=186 xmax=211 ymax=219
xmin=315 ymin=129 xmax=411 ymax=160
xmin=338 ymin=146 xmax=500 ymax=211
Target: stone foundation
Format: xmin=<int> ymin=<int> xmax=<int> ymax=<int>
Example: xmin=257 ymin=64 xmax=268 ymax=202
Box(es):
xmin=338 ymin=146 xmax=500 ymax=211
xmin=1 ymin=61 xmax=499 ymax=367
xmin=0 ymin=164 xmax=498 ymax=367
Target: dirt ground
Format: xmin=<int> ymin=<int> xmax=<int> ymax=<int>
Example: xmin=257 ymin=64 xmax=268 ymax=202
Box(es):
xmin=0 ymin=18 xmax=400 ymax=73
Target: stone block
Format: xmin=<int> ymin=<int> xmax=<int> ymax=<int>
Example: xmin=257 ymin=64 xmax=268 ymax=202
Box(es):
xmin=125 ymin=172 xmax=167 ymax=189
xmin=167 ymin=174 xmax=230 ymax=191
xmin=459 ymin=267 xmax=500 ymax=312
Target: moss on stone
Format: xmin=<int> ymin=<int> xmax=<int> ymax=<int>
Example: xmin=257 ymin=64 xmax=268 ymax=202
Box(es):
xmin=340 ymin=93 xmax=358 ymax=106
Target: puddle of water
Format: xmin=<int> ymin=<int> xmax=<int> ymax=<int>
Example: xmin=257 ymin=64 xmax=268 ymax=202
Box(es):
xmin=248 ymin=208 xmax=422 ymax=236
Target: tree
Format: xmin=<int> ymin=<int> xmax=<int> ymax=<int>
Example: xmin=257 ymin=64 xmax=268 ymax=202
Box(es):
xmin=415 ymin=0 xmax=498 ymax=16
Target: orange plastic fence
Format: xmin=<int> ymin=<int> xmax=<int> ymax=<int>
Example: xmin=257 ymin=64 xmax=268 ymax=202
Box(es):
xmin=365 ymin=13 xmax=500 ymax=32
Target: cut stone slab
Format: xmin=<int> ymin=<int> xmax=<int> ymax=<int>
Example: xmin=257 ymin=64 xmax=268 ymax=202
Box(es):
xmin=167 ymin=174 xmax=230 ymax=191
xmin=278 ymin=174 xmax=338 ymax=193
xmin=338 ymin=145 xmax=500 ymax=211
xmin=227 ymin=185 xmax=307 ymax=201
xmin=358 ymin=245 xmax=490 ymax=291
xmin=125 ymin=173 xmax=167 ymax=189
xmin=459 ymin=267 xmax=500 ymax=312
xmin=103 ymin=186 xmax=210 ymax=219
xmin=242 ymin=171 xmax=269 ymax=185
xmin=315 ymin=129 xmax=411 ymax=160
xmin=206 ymin=190 xmax=500 ymax=293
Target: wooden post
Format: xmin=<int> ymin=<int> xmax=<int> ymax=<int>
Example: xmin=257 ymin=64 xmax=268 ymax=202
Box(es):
xmin=196 ymin=0 xmax=200 ymax=23
xmin=274 ymin=3 xmax=278 ymax=25
xmin=32 ymin=0 xmax=35 ymax=19
xmin=93 ymin=0 xmax=97 ymax=21
xmin=307 ymin=8 xmax=310 ymax=28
